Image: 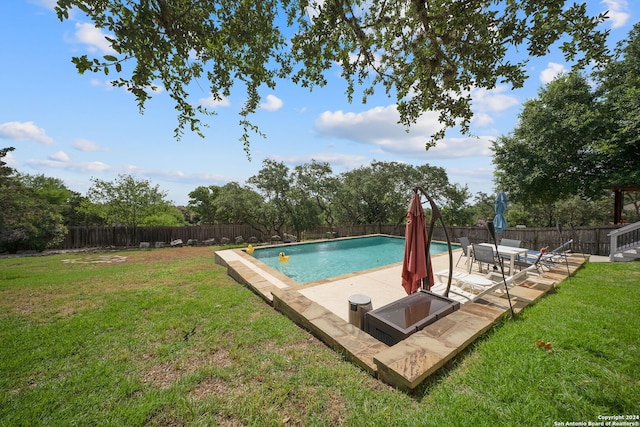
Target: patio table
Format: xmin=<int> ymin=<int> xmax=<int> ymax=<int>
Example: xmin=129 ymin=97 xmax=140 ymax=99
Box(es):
xmin=472 ymin=243 xmax=528 ymax=275
xmin=478 ymin=243 xmax=528 ymax=274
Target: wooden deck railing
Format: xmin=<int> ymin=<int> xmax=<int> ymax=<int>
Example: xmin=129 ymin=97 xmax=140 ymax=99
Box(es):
xmin=608 ymin=221 xmax=640 ymax=261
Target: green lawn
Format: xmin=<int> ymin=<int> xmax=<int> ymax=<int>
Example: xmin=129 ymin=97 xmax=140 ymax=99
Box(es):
xmin=1 ymin=247 xmax=638 ymax=426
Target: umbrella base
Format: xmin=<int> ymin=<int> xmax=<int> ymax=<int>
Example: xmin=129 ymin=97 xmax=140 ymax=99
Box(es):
xmin=364 ymin=290 xmax=460 ymax=346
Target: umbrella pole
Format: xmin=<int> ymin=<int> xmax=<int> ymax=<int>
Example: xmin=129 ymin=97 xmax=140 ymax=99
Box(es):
xmin=557 ymin=222 xmax=572 ymax=280
xmin=487 ymin=221 xmax=515 ymax=318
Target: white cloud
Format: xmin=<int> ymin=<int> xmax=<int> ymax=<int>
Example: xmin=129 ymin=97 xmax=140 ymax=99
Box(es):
xmin=119 ymin=166 xmax=236 ymax=185
xmin=73 ymin=138 xmax=108 ymax=152
xmin=0 ymin=121 xmax=54 ymax=144
xmin=199 ymin=95 xmax=231 ymax=109
xmin=314 ymin=104 xmax=492 ymax=159
xmin=83 ymin=161 xmax=113 ymax=172
xmin=90 ymin=78 xmax=162 ymax=95
xmin=315 ymin=105 xmax=441 ymax=144
xmin=540 ymin=62 xmax=567 ymax=84
xmin=471 ymin=86 xmax=520 ymax=113
xmin=74 ymin=22 xmax=116 ymax=55
xmin=2 ymin=150 xmax=17 ymax=167
xmin=30 ymin=0 xmax=57 ymax=9
xmin=23 ymin=156 xmax=218 ymax=185
xmin=89 ymin=79 xmax=117 ymax=91
xmin=25 ymin=158 xmax=113 ymax=173
xmin=469 ymin=86 xmax=520 ymax=128
xmin=49 ymin=151 xmax=69 ymax=162
xmin=601 ymin=0 xmax=630 ymax=29
xmin=472 ymin=113 xmax=495 ymax=127
xmin=271 ymin=153 xmax=368 ymax=169
xmin=259 ymin=94 xmax=284 ymax=112
xmin=421 ymin=136 xmax=494 ymax=159
xmin=147 ymin=85 xmax=164 ymax=94
xmin=445 ymin=164 xmax=496 ymax=196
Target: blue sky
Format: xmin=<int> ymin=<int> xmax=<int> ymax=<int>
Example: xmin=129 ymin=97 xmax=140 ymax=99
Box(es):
xmin=0 ymin=1 xmax=636 ymax=206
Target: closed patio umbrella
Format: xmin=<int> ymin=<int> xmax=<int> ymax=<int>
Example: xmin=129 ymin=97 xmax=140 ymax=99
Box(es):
xmin=402 ymin=193 xmax=435 ymax=294
xmin=494 ymin=191 xmax=508 ymax=233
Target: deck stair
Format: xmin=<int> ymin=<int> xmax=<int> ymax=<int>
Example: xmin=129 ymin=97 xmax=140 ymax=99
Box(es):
xmin=608 ymin=221 xmax=640 ymax=262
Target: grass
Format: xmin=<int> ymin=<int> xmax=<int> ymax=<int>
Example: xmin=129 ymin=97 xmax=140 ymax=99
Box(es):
xmin=1 ymin=247 xmax=638 ymax=426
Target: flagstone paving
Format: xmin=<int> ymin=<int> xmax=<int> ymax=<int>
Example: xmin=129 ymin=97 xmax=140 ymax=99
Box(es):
xmin=215 ymin=244 xmax=586 ymax=391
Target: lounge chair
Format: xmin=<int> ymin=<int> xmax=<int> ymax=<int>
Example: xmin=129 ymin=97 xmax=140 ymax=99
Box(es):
xmin=435 ymin=269 xmax=496 ymax=292
xmin=432 ymin=265 xmax=535 ymax=305
xmin=456 ymin=236 xmax=471 ymax=267
xmin=514 ymin=250 xmax=546 ymax=274
xmin=543 ymin=239 xmax=573 ymax=276
xmin=430 ymin=282 xmax=477 ymax=305
xmin=544 ymin=239 xmax=573 ymax=263
xmin=519 ymin=239 xmax=573 ymax=273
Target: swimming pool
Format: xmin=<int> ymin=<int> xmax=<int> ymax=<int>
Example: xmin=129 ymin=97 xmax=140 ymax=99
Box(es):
xmin=249 ymin=235 xmax=453 ymax=284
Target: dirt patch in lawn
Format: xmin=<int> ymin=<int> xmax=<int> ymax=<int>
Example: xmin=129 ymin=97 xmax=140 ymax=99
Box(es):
xmin=1 ymin=246 xmax=224 ymax=319
xmin=189 ymin=376 xmax=231 ymax=399
xmin=61 ymin=255 xmax=128 ymax=264
xmin=124 ymin=246 xmax=217 ymax=263
xmin=141 ymin=348 xmax=235 ymax=391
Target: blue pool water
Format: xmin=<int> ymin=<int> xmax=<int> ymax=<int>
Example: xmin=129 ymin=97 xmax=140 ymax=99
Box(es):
xmin=249 ymin=235 xmax=453 ymax=284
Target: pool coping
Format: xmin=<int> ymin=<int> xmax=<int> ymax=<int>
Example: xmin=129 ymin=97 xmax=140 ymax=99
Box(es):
xmin=214 ymin=237 xmax=586 ymax=391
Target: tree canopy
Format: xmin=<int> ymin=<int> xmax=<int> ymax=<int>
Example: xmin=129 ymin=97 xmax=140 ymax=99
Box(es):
xmin=214 ymin=159 xmax=475 ymax=236
xmin=492 ymin=72 xmax=602 ymax=205
xmin=55 ymin=0 xmax=610 ymax=151
xmin=188 ymin=185 xmax=221 ymax=224
xmin=82 ymin=174 xmax=177 ymax=228
xmin=493 ymin=23 xmax=640 ymax=211
xmin=0 ymin=149 xmax=69 ymax=252
xmin=594 ymin=23 xmax=640 ymax=189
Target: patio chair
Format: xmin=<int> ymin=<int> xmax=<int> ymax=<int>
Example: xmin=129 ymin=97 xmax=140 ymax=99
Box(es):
xmin=497 ymin=238 xmax=523 ymax=266
xmin=514 ymin=250 xmax=546 ymax=274
xmin=500 ymin=238 xmax=521 ymax=248
xmin=472 ymin=243 xmax=500 ymax=273
xmin=544 ymin=239 xmax=573 ymax=263
xmin=537 ymin=238 xmax=573 ymax=277
xmin=518 ymin=240 xmax=570 ymax=274
xmin=456 ymin=236 xmax=471 ymax=267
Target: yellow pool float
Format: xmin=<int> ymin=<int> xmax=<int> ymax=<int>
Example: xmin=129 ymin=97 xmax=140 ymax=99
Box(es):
xmin=246 ymin=244 xmax=254 ymax=254
xmin=279 ymin=252 xmax=290 ymax=262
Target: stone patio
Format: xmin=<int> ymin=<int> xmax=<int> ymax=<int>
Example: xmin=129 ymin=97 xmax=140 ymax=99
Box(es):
xmin=214 ymin=241 xmax=586 ymax=391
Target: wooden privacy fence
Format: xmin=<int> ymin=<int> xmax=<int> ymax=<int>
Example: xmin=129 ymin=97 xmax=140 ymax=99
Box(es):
xmin=58 ymin=225 xmax=268 ymax=249
xmin=443 ymin=225 xmax=618 ymax=257
xmin=55 ymin=224 xmax=620 ymax=256
xmin=311 ymin=224 xmax=618 ymax=256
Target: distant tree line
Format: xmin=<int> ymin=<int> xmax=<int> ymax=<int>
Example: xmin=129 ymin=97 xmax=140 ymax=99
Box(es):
xmin=0 ymin=148 xmax=634 ymax=254
xmin=187 ymin=159 xmax=476 ymax=239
